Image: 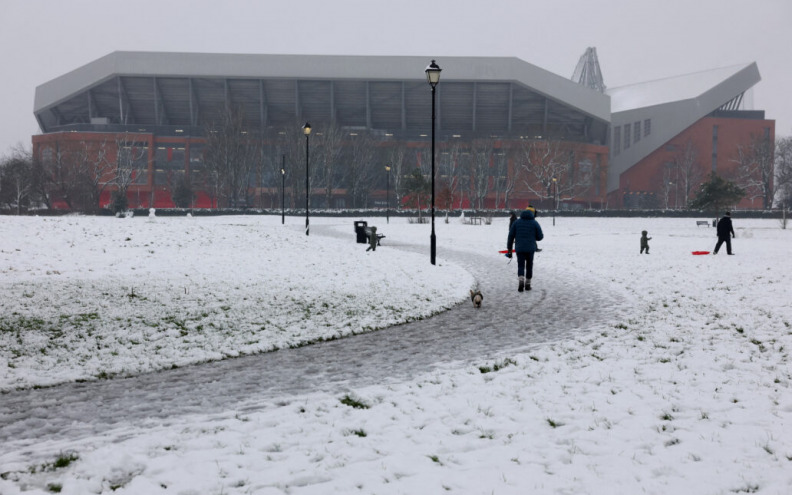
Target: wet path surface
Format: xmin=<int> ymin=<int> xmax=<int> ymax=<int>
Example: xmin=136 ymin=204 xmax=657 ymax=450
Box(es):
xmin=0 ymin=225 xmax=624 ymax=464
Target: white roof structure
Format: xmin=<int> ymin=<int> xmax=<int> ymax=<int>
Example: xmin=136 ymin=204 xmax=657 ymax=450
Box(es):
xmin=605 ymin=62 xmax=762 ymax=192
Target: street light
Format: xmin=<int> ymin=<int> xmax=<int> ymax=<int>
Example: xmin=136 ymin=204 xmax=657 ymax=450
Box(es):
xmin=426 ymin=59 xmax=441 ymax=265
xmin=552 ymin=176 xmax=557 ymax=226
xmin=303 ymin=122 xmax=311 ymax=236
xmin=385 ymin=165 xmax=391 ymax=224
xmin=281 ymin=154 xmax=285 ymax=225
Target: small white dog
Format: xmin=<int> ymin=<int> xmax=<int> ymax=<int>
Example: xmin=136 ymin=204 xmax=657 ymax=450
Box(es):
xmin=470 ymin=289 xmax=483 ymax=308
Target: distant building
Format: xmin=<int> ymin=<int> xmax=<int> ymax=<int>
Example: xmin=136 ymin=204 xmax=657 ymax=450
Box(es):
xmin=31 ymin=50 xmax=772 ymax=210
xmin=607 ymin=62 xmax=773 ymax=209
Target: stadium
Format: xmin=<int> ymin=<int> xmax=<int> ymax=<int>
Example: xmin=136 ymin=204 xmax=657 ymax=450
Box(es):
xmin=31 ymin=49 xmax=773 ymax=210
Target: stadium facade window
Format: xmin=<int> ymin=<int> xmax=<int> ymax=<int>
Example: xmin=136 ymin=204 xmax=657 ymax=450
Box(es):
xmin=41 ymin=146 xmax=54 ymax=165
xmin=624 ymin=124 xmax=631 ymax=149
xmin=188 ymin=144 xmax=205 ymax=182
xmin=644 ymin=119 xmax=651 ymax=137
xmin=595 ymin=154 xmax=601 ymax=196
xmin=613 ymin=126 xmax=621 ymax=155
xmin=154 ymin=146 xmax=186 ymax=185
xmin=634 ymin=122 xmax=641 ymax=144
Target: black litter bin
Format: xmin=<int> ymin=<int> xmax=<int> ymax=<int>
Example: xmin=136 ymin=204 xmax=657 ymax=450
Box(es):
xmin=354 ymin=221 xmax=368 ymax=243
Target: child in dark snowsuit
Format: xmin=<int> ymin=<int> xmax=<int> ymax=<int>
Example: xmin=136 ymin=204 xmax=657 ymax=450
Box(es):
xmin=640 ymin=230 xmax=651 ymax=254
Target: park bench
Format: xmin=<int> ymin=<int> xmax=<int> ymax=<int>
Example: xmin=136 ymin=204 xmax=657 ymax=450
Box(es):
xmin=696 ymin=220 xmax=710 ymax=227
xmin=364 ymin=226 xmax=385 ymax=246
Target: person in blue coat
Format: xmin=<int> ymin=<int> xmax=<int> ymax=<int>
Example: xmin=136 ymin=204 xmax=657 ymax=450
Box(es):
xmin=507 ymin=208 xmax=544 ymax=292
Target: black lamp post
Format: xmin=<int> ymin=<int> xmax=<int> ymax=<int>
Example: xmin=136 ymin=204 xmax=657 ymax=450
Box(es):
xmin=426 ymin=60 xmax=441 ymax=265
xmin=552 ymin=176 xmax=557 ymax=226
xmin=281 ymin=154 xmax=285 ymax=225
xmin=385 ymin=165 xmax=391 ymax=224
xmin=303 ymin=122 xmax=311 ymax=236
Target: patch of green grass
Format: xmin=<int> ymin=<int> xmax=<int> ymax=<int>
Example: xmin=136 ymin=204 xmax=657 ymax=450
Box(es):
xmin=0 ymin=315 xmax=50 ymax=333
xmin=46 ymin=483 xmax=62 ymax=493
xmin=546 ymin=418 xmax=563 ymax=428
xmin=731 ymin=484 xmax=760 ymax=493
xmin=479 ymin=357 xmax=517 ymax=374
xmin=350 ymin=428 xmax=367 ymax=437
xmin=340 ymin=395 xmax=369 ymax=409
xmin=31 ymin=452 xmax=79 ymax=474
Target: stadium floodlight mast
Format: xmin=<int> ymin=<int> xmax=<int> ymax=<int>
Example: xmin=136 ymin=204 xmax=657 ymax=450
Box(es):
xmin=425 ymin=60 xmax=441 ymax=265
xmin=303 ymin=122 xmax=311 ymax=236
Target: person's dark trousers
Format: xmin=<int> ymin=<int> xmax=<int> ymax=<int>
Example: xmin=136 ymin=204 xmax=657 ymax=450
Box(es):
xmin=714 ymin=236 xmax=732 ymax=255
xmin=516 ymin=251 xmax=535 ymax=279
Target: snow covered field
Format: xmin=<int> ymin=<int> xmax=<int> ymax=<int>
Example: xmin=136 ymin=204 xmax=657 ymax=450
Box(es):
xmin=1 ymin=213 xmax=791 ymax=494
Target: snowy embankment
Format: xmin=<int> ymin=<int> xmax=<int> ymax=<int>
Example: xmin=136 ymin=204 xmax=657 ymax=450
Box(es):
xmin=1 ymin=215 xmax=791 ymax=494
xmin=0 ymin=215 xmax=472 ymax=391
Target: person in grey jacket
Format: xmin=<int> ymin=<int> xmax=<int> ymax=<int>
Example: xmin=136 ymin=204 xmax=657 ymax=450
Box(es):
xmin=507 ymin=208 xmax=544 ymax=292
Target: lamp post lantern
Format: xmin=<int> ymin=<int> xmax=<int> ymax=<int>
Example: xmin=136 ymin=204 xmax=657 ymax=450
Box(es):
xmin=303 ymin=122 xmax=311 ymax=236
xmin=385 ymin=165 xmax=391 ymax=224
xmin=425 ymin=60 xmax=441 ymax=265
xmin=281 ymin=154 xmax=285 ymax=225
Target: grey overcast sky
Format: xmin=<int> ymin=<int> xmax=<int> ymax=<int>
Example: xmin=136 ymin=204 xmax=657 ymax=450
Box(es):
xmin=1 ymin=0 xmax=790 ymax=155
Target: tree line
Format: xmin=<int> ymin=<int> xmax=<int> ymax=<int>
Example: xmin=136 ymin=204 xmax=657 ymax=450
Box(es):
xmin=657 ymin=133 xmax=790 ymax=211
xmin=3 ymin=105 xmax=792 ymax=214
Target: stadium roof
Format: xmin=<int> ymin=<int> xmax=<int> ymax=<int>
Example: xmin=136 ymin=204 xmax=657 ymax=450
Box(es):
xmin=607 ymin=63 xmax=758 ymax=113
xmin=33 ymin=51 xmax=610 ymax=143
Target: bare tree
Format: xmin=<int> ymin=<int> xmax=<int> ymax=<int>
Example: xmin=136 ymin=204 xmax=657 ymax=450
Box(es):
xmin=774 ymin=136 xmax=792 ymax=210
xmin=734 ymin=132 xmax=775 ymax=209
xmin=467 ymin=138 xmax=497 ymax=209
xmin=517 ymin=139 xmax=589 ymax=209
xmin=111 ymin=133 xmax=148 ymax=211
xmin=67 ymin=139 xmax=114 ymax=212
xmin=385 ymin=143 xmax=408 ymax=210
xmin=659 ymin=161 xmax=675 ymax=209
xmin=272 ymin=123 xmax=309 ymax=210
xmin=437 ymin=141 xmax=465 ymax=209
xmin=672 ymin=139 xmax=704 ymax=207
xmin=346 ymin=131 xmax=377 ymax=208
xmin=204 ymin=105 xmax=259 ymax=207
xmin=492 ymin=145 xmax=514 ymax=210
xmin=402 ymin=167 xmax=430 ymax=221
xmin=560 ymin=145 xmax=597 ymax=207
xmin=0 ymin=146 xmax=33 ymax=214
xmin=518 ymin=139 xmax=560 ymax=208
xmin=314 ymin=122 xmax=345 ymax=208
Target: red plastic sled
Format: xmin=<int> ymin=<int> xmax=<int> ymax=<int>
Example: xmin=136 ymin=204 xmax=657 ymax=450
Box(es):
xmin=692 ymin=251 xmax=710 ymax=255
